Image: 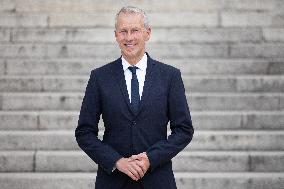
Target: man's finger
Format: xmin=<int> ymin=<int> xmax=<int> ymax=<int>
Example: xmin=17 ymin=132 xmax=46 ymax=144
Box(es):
xmin=127 ymin=170 xmax=139 ymax=181
xmin=136 ymin=160 xmax=148 ymax=173
xmin=127 ymin=157 xmax=136 ymax=162
xmin=128 ymin=167 xmax=140 ymax=180
xmin=129 ymin=162 xmax=143 ymax=178
xmin=130 ymin=154 xmax=141 ymax=160
xmin=132 ymin=162 xmax=145 ymax=178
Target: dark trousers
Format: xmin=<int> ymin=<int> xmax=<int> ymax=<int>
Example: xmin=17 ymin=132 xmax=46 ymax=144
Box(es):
xmin=121 ymin=179 xmax=144 ymax=189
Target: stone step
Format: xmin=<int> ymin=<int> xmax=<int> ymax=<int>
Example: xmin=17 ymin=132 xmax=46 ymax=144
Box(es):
xmin=1 ymin=11 xmax=284 ymax=28
xmin=1 ymin=43 xmax=284 ymax=59
xmin=5 ymin=28 xmax=275 ymax=43
xmin=0 ymin=28 xmax=9 ymax=41
xmin=8 ymin=27 xmax=262 ymax=43
xmin=2 ymin=58 xmax=284 ymax=76
xmin=0 ymin=172 xmax=283 ymax=189
xmin=189 ymin=93 xmax=283 ymax=111
xmin=0 ymin=43 xmax=229 ymax=58
xmin=3 ymin=0 xmax=282 ymax=13
xmin=0 ymin=151 xmax=283 ymax=173
xmin=0 ymin=130 xmax=283 ymax=151
xmin=0 ymin=93 xmax=282 ymax=111
xmin=230 ymin=43 xmax=284 ymax=58
xmin=0 ymin=12 xmax=218 ymax=28
xmin=221 ymin=11 xmax=284 ymax=27
xmin=263 ymin=28 xmax=284 ymax=42
xmin=0 ymin=75 xmax=283 ymax=93
xmin=0 ymin=111 xmax=283 ymax=131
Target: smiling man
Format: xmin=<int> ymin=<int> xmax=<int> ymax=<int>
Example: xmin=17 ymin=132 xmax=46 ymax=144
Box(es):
xmin=115 ymin=9 xmax=151 ymax=65
xmin=75 ymin=6 xmax=194 ymax=189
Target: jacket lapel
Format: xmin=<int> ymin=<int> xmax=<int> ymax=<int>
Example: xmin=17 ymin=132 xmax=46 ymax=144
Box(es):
xmin=113 ymin=58 xmax=134 ymax=116
xmin=136 ymin=54 xmax=156 ymax=116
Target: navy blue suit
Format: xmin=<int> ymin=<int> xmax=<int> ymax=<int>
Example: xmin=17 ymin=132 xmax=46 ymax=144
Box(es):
xmin=75 ymin=53 xmax=194 ymax=189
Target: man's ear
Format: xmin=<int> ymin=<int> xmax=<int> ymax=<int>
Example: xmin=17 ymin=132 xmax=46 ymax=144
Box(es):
xmin=114 ymin=30 xmax=117 ymax=38
xmin=145 ymin=27 xmax=151 ymax=41
xmin=114 ymin=30 xmax=119 ymax=42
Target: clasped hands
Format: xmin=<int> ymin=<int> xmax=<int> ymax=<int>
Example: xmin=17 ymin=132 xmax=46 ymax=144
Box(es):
xmin=115 ymin=152 xmax=150 ymax=181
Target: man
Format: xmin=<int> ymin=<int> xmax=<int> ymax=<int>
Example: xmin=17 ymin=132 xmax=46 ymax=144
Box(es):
xmin=75 ymin=6 xmax=194 ymax=189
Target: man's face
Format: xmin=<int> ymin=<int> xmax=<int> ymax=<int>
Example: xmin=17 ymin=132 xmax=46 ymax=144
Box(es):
xmin=115 ymin=12 xmax=151 ymax=61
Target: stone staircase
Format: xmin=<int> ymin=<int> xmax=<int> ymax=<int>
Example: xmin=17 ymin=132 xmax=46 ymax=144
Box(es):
xmin=0 ymin=0 xmax=284 ymax=189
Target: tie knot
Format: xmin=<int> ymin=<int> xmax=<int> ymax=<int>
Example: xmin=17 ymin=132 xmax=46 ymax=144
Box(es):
xmin=128 ymin=66 xmax=138 ymax=74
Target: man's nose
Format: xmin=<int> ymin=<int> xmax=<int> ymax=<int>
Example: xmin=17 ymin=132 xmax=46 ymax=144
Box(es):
xmin=125 ymin=31 xmax=134 ymax=41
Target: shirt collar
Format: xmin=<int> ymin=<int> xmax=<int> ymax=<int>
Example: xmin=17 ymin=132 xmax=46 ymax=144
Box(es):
xmin=122 ymin=53 xmax=147 ymax=72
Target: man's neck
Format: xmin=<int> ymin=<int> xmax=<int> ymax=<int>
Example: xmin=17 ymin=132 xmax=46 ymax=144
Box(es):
xmin=122 ymin=53 xmax=145 ymax=65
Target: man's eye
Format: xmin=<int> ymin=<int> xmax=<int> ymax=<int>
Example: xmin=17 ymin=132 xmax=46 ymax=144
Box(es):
xmin=131 ymin=29 xmax=139 ymax=34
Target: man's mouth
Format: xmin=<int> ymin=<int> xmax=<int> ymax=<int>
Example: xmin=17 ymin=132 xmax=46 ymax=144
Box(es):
xmin=125 ymin=44 xmax=135 ymax=47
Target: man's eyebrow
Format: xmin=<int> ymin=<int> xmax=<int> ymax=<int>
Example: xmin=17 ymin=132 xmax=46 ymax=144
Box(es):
xmin=118 ymin=27 xmax=141 ymax=31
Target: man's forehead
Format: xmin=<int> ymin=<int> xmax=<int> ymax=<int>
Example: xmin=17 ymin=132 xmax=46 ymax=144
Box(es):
xmin=116 ymin=13 xmax=144 ymax=28
xmin=117 ymin=12 xmax=144 ymax=21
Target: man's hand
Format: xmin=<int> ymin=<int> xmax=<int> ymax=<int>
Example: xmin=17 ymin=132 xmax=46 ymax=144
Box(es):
xmin=115 ymin=157 xmax=145 ymax=181
xmin=130 ymin=152 xmax=150 ymax=174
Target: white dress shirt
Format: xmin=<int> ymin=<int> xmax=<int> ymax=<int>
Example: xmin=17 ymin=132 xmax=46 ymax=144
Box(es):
xmin=121 ymin=53 xmax=147 ymax=102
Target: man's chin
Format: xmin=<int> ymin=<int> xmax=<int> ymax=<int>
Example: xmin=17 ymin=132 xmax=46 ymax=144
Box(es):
xmin=122 ymin=51 xmax=137 ymax=59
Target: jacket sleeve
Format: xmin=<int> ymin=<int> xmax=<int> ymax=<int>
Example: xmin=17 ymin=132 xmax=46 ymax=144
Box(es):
xmin=75 ymin=70 xmax=122 ymax=174
xmin=146 ymin=69 xmax=194 ymax=171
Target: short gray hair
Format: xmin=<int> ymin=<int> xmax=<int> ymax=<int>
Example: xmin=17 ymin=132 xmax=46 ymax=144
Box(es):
xmin=115 ymin=6 xmax=150 ymax=29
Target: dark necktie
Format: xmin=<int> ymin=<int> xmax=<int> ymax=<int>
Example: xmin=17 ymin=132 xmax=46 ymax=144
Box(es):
xmin=128 ymin=66 xmax=140 ymax=114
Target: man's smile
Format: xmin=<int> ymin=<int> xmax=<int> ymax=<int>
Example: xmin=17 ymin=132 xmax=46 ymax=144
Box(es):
xmin=125 ymin=43 xmax=136 ymax=47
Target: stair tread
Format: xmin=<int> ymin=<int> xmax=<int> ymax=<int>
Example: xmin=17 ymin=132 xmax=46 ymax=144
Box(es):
xmin=1 ymin=110 xmax=283 ymax=114
xmin=0 ymin=172 xmax=283 ymax=177
xmin=1 ymin=130 xmax=283 ymax=134
xmin=1 ymin=150 xmax=284 ymax=155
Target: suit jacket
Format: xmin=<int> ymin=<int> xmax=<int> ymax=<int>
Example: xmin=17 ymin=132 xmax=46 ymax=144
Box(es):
xmin=75 ymin=53 xmax=194 ymax=189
